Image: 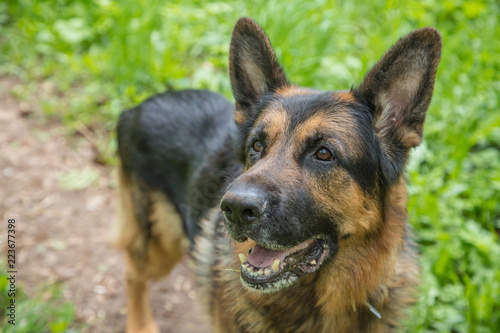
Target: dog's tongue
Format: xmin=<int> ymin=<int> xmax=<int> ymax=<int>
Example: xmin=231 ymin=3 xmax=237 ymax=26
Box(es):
xmin=247 ymin=244 xmax=288 ymax=268
xmin=246 ymin=239 xmax=315 ymax=268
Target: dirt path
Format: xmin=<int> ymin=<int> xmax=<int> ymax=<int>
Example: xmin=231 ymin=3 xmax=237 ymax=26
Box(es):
xmin=0 ymin=77 xmax=210 ymax=332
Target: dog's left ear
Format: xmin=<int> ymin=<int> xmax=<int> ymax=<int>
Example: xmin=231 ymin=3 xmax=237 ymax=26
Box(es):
xmin=229 ymin=17 xmax=289 ymax=125
xmin=353 ymin=28 xmax=441 ymax=182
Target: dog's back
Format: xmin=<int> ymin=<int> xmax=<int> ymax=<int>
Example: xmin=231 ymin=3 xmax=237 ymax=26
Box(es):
xmin=115 ymin=90 xmax=241 ymax=333
xmin=115 ymin=17 xmax=441 ymax=333
xmin=118 ymin=89 xmax=239 ymax=240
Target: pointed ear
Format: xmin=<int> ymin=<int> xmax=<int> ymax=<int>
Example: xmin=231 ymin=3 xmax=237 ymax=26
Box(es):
xmin=353 ymin=27 xmax=441 ymax=182
xmin=229 ymin=17 xmax=288 ymax=125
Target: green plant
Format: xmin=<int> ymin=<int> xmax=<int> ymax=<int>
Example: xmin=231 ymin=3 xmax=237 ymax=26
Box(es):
xmin=0 ymin=271 xmax=83 ymax=332
xmin=1 ymin=0 xmax=499 ymax=331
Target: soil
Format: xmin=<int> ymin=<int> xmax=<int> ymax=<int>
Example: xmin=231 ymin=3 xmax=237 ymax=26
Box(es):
xmin=0 ymin=77 xmax=210 ymax=332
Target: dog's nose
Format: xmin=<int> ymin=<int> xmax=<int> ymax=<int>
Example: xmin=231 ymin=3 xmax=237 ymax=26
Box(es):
xmin=220 ymin=186 xmax=267 ymax=226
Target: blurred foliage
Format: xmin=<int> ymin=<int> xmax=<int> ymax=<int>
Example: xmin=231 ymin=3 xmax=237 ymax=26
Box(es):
xmin=1 ymin=0 xmax=499 ymax=331
xmin=58 ymin=167 xmax=100 ymax=191
xmin=0 ymin=270 xmax=83 ymax=332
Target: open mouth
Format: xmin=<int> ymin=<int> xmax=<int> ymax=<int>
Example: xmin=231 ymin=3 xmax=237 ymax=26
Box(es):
xmin=237 ymin=237 xmax=329 ymax=292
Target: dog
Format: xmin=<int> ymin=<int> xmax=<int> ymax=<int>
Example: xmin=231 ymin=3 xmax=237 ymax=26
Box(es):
xmin=115 ymin=17 xmax=441 ymax=333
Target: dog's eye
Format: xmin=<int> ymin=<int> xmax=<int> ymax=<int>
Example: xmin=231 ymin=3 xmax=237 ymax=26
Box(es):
xmin=315 ymin=148 xmax=334 ymax=161
xmin=252 ymin=140 xmax=263 ymax=152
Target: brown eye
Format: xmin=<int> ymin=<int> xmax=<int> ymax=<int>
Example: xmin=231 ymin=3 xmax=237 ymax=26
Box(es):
xmin=316 ymin=148 xmax=334 ymax=161
xmin=253 ymin=140 xmax=263 ymax=152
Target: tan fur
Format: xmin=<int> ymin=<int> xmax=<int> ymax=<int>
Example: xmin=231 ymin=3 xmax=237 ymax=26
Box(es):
xmin=308 ymin=169 xmax=381 ymax=236
xmin=293 ymin=109 xmax=366 ymax=161
xmin=334 ymin=91 xmax=355 ymax=102
xmin=193 ymin=177 xmax=418 ymax=333
xmin=115 ymin=161 xmax=187 ymax=333
xmin=118 ymin=18 xmax=439 ymax=333
xmin=275 ymin=85 xmax=315 ymax=97
xmin=234 ymin=110 xmax=247 ymax=125
xmin=254 ymin=107 xmax=289 ymax=148
xmin=314 ymin=179 xmax=413 ymax=321
xmin=114 ymin=162 xmax=139 ymax=251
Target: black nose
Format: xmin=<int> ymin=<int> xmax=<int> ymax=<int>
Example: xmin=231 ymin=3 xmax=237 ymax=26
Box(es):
xmin=220 ymin=185 xmax=268 ymax=226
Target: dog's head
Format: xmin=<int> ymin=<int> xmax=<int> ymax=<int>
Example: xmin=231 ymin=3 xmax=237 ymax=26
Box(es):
xmin=221 ymin=17 xmax=441 ymax=292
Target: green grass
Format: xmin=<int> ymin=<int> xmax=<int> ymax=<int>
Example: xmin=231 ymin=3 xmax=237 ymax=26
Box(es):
xmin=0 ymin=271 xmax=84 ymax=332
xmin=1 ymin=0 xmax=499 ymax=331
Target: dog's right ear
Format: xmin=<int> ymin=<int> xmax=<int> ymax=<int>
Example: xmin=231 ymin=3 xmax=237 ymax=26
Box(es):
xmin=229 ymin=17 xmax=288 ymax=125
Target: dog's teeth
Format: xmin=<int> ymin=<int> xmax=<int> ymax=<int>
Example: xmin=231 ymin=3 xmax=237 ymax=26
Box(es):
xmin=244 ymin=265 xmax=254 ymax=275
xmin=264 ymin=268 xmax=271 ymax=276
xmin=271 ymin=259 xmax=280 ymax=272
xmin=257 ymin=269 xmax=263 ymax=276
xmin=310 ymin=260 xmax=317 ymax=265
xmin=239 ymin=253 xmax=247 ymax=264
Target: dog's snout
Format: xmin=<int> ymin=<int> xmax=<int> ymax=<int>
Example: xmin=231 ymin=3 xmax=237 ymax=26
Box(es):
xmin=220 ymin=186 xmax=267 ymax=226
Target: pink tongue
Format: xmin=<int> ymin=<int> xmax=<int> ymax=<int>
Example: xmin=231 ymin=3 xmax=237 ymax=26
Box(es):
xmin=247 ymin=244 xmax=288 ymax=268
xmin=247 ymin=239 xmax=317 ymax=268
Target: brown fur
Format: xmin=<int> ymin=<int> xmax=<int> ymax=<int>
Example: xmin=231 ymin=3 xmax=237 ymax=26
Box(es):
xmin=116 ymin=17 xmax=440 ymax=333
xmin=333 ymin=91 xmax=355 ymax=103
xmin=192 ymin=178 xmax=418 ymax=333
xmin=115 ymin=162 xmax=187 ymax=333
xmin=250 ymin=107 xmax=289 ymax=158
xmin=275 ymin=85 xmax=315 ymax=97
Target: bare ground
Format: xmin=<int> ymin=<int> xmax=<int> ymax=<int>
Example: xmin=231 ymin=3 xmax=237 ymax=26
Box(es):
xmin=0 ymin=77 xmax=210 ymax=332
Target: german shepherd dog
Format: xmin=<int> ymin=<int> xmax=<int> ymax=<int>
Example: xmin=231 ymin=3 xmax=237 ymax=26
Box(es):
xmin=116 ymin=17 xmax=441 ymax=333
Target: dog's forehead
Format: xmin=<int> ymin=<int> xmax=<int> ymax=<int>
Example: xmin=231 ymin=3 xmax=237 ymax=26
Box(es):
xmin=253 ymin=89 xmax=370 ymax=157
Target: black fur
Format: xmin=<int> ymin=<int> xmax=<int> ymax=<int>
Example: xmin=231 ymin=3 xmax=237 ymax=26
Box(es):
xmin=117 ymin=17 xmax=441 ymax=332
xmin=118 ymin=90 xmax=242 ymax=241
xmin=239 ymin=92 xmax=383 ymax=194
